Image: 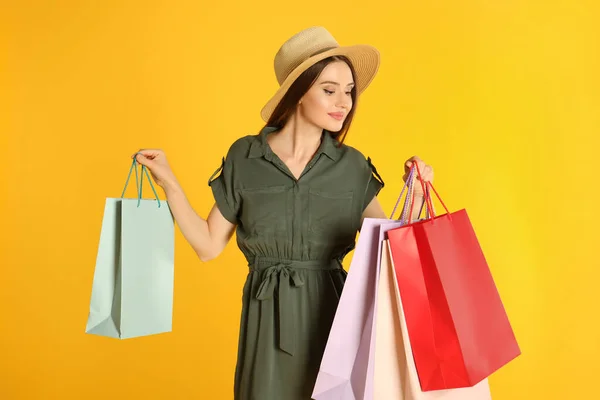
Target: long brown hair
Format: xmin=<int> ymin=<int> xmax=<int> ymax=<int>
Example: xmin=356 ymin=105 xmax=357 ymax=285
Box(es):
xmin=262 ymin=55 xmax=359 ymax=146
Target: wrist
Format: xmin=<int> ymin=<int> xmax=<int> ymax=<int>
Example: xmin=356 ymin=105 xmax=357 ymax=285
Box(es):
xmin=413 ymin=193 xmax=425 ymax=202
xmin=163 ymin=176 xmax=182 ymax=195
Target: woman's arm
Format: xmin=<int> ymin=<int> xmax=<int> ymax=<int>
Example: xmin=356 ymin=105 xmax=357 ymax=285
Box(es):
xmin=164 ymin=181 xmax=236 ymax=262
xmin=360 ymin=195 xmax=425 ymax=226
xmin=132 ymin=149 xmax=237 ymax=263
xmin=361 ymin=196 xmax=387 ymax=223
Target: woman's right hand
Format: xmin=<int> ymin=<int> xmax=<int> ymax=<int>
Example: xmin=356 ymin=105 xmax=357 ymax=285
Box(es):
xmin=131 ymin=149 xmax=177 ymax=190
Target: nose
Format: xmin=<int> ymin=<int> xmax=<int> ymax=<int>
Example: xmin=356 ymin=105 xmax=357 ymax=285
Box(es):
xmin=337 ymin=95 xmax=351 ymax=110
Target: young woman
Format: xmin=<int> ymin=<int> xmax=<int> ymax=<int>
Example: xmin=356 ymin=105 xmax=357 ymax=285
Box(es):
xmin=133 ymin=26 xmax=434 ymax=400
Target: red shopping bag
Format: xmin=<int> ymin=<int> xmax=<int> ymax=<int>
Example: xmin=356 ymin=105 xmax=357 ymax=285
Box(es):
xmin=386 ymin=163 xmax=520 ymax=391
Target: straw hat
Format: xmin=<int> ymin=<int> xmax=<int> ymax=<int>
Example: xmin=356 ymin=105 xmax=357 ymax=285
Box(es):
xmin=260 ymin=26 xmax=381 ymax=122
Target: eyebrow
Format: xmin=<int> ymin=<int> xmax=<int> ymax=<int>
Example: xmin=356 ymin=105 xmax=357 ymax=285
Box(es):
xmin=319 ymin=80 xmax=355 ymax=87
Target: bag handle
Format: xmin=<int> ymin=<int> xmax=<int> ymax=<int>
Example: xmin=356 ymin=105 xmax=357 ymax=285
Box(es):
xmin=389 ymin=164 xmax=430 ymax=222
xmin=387 ymin=168 xmax=422 ymax=222
xmin=389 ymin=166 xmax=415 ymax=220
xmin=120 ymin=154 xmax=162 ymax=208
xmin=390 ymin=162 xmax=451 ymax=224
xmin=408 ymin=162 xmax=450 ymax=221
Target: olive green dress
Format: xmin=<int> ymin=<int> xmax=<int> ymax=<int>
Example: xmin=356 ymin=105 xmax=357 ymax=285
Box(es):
xmin=208 ymin=125 xmax=384 ymax=400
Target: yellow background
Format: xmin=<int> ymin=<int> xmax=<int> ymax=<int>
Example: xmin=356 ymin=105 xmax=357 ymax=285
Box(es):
xmin=1 ymin=0 xmax=598 ymax=398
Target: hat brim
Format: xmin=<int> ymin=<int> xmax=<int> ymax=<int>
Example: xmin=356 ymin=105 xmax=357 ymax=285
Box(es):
xmin=260 ymin=44 xmax=380 ymax=122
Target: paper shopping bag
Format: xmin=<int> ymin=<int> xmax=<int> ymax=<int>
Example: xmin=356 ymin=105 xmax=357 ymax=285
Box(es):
xmin=312 ymin=217 xmax=394 ymax=400
xmin=85 ymin=158 xmax=175 ymax=339
xmin=373 ymin=222 xmax=405 ymax=398
xmin=312 ymin=165 xmax=420 ymax=400
xmin=386 ymin=163 xmax=520 ymax=390
xmin=374 ymin=238 xmax=492 ymax=399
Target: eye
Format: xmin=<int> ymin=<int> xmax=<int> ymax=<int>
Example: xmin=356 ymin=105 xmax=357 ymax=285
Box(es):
xmin=324 ymin=89 xmax=334 ymax=95
xmin=346 ymin=92 xmax=352 ymax=96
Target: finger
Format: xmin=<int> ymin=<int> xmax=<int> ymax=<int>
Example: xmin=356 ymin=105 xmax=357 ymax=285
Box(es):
xmin=134 ymin=153 xmax=154 ymax=168
xmin=405 ymin=156 xmax=423 ymax=170
xmin=425 ymin=165 xmax=434 ymax=181
xmin=419 ymin=166 xmax=434 ymax=182
xmin=414 ymin=161 xmax=426 ymax=177
xmin=132 ymin=150 xmax=148 ymax=159
xmin=134 ymin=149 xmax=162 ymax=159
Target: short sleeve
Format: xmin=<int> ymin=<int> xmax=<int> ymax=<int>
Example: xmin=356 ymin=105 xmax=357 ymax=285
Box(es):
xmin=208 ymin=149 xmax=240 ymax=224
xmin=362 ymin=156 xmax=385 ymax=210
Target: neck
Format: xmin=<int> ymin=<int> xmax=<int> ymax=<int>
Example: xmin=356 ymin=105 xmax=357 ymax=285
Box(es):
xmin=270 ymin=113 xmax=323 ymax=161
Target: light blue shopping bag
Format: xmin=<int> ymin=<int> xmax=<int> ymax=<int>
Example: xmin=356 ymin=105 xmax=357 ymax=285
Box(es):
xmin=86 ymin=156 xmax=175 ymax=339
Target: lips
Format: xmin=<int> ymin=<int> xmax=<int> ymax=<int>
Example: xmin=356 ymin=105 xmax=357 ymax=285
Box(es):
xmin=328 ymin=113 xmax=345 ymax=120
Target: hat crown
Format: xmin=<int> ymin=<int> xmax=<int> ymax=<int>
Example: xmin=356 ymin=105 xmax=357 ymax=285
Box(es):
xmin=274 ymin=26 xmax=339 ymax=85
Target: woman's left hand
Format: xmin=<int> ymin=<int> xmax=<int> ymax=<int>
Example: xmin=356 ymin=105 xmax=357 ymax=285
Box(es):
xmin=403 ymin=156 xmax=434 ymax=197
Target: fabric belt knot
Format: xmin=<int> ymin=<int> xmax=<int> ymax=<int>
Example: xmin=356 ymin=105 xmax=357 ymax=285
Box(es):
xmin=255 ymin=262 xmax=305 ymax=356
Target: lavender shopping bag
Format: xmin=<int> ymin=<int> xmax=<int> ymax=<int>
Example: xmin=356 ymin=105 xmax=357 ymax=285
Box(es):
xmin=312 ymin=169 xmax=419 ymax=400
xmin=311 ymin=217 xmax=393 ymax=400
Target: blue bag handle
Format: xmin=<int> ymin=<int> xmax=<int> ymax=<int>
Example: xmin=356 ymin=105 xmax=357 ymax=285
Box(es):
xmin=121 ymin=153 xmax=162 ymax=208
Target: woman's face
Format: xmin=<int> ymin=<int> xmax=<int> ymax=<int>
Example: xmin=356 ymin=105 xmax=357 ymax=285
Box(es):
xmin=297 ymin=60 xmax=354 ymax=132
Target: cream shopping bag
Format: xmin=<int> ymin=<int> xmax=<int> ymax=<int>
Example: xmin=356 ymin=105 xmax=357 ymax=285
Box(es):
xmin=373 ymin=236 xmax=493 ymax=399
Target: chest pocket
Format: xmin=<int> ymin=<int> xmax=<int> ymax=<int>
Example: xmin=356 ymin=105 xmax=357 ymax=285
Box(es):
xmin=308 ymin=188 xmax=355 ymax=244
xmin=240 ymin=185 xmax=288 ymax=236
